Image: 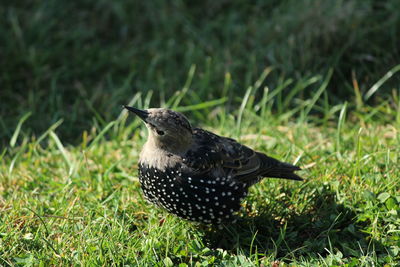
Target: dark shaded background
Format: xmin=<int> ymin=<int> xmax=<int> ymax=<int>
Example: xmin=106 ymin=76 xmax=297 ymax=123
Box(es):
xmin=1 ymin=0 xmax=399 ymax=144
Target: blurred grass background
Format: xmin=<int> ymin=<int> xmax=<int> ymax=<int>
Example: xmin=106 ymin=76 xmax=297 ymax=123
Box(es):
xmin=1 ymin=0 xmax=399 ymax=144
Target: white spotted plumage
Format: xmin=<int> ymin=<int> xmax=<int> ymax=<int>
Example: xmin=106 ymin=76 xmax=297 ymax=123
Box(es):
xmin=125 ymin=106 xmax=303 ymax=224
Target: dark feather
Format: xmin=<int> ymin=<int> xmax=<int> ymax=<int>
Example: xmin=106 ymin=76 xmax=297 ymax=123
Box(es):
xmin=183 ymin=128 xmax=303 ymax=185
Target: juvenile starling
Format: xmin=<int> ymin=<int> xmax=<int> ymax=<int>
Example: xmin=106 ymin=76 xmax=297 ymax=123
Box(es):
xmin=125 ymin=106 xmax=303 ymax=224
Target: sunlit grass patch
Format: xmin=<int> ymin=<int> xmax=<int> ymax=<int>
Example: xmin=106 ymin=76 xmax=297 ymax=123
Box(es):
xmin=1 ymin=86 xmax=399 ymax=265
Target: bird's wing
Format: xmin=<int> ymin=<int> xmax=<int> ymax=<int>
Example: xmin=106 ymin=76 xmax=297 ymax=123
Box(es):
xmin=183 ymin=128 xmax=263 ymax=182
xmin=183 ymin=128 xmax=302 ymax=184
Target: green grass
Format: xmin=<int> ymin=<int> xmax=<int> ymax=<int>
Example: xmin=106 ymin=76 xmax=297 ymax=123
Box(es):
xmin=1 ymin=79 xmax=399 ymax=265
xmin=1 ymin=0 xmax=400 ymax=265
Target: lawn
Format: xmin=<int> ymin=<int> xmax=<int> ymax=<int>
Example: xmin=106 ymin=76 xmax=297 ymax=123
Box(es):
xmin=1 ymin=1 xmax=400 ymax=266
xmin=1 ymin=85 xmax=400 ymax=265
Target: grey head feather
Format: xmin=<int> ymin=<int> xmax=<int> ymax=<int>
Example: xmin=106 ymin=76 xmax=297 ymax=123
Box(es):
xmin=125 ymin=107 xmax=193 ymax=170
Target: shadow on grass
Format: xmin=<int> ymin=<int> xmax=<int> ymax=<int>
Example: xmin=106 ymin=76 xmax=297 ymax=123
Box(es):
xmin=201 ymin=183 xmax=387 ymax=260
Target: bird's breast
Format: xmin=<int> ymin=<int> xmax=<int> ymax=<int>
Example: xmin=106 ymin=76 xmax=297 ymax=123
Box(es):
xmin=137 ymin=161 xmax=249 ymax=224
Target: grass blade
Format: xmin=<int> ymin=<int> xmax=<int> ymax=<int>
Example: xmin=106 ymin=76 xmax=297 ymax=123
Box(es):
xmin=364 ymin=64 xmax=400 ymax=101
xmin=88 ymin=121 xmax=117 ymax=150
xmin=49 ymin=131 xmax=73 ymax=174
xmin=10 ymin=112 xmax=32 ymax=148
xmin=303 ymin=69 xmax=333 ymax=118
xmin=175 ymin=97 xmax=227 ymax=112
xmin=34 ymin=119 xmax=64 ymax=147
xmin=236 ymin=86 xmax=253 ymax=139
xmin=336 ymin=102 xmax=347 ymax=157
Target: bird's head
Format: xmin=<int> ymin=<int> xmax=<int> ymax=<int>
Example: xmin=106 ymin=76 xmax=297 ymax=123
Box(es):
xmin=124 ymin=106 xmax=193 ymax=153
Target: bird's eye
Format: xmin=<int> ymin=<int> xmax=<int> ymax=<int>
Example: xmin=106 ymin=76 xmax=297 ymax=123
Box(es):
xmin=156 ymin=130 xmax=165 ymax=136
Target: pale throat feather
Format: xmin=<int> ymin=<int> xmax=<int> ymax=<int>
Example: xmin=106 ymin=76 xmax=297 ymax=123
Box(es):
xmin=139 ymin=134 xmax=184 ymax=171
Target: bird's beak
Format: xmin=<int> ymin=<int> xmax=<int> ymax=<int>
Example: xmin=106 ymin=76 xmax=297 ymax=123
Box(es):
xmin=124 ymin=106 xmax=149 ymax=122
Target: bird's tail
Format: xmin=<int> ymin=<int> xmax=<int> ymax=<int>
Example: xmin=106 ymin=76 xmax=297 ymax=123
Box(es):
xmin=259 ymin=154 xmax=303 ymax=181
xmin=266 ymin=162 xmax=303 ymax=181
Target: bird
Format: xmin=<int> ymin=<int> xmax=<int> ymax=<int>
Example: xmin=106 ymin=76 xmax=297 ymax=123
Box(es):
xmin=124 ymin=106 xmax=303 ymax=224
